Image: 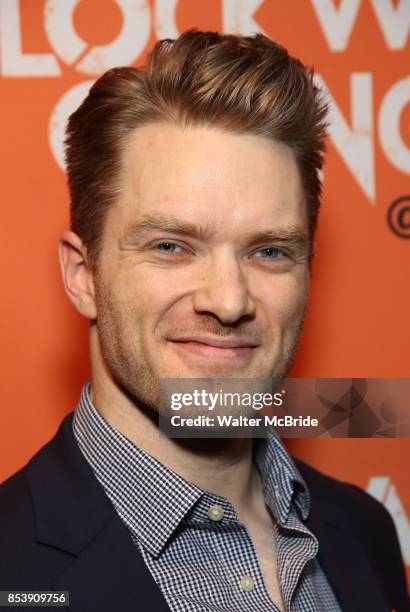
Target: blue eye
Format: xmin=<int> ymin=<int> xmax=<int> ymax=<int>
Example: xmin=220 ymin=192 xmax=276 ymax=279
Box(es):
xmin=155 ymin=242 xmax=184 ymax=253
xmin=254 ymin=247 xmax=286 ymax=259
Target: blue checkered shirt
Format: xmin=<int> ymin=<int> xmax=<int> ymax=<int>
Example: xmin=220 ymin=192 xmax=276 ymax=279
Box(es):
xmin=72 ymin=382 xmax=342 ymax=611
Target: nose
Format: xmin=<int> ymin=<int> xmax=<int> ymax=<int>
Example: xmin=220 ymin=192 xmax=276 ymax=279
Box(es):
xmin=192 ymin=249 xmax=256 ymax=324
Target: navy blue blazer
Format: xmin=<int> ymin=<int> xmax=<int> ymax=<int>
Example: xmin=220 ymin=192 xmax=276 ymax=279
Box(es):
xmin=0 ymin=412 xmax=409 ymax=611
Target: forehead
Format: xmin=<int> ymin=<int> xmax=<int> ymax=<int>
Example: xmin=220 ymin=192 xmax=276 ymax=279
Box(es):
xmin=110 ymin=122 xmax=306 ymax=235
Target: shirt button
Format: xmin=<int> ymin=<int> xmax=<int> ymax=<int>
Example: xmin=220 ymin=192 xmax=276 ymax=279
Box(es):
xmin=208 ymin=504 xmax=225 ymax=521
xmin=239 ymin=575 xmax=255 ymax=592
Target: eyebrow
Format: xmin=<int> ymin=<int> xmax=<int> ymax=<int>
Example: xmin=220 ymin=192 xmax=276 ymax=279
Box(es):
xmin=122 ymin=213 xmax=311 ymax=249
xmin=122 ymin=213 xmax=213 ymax=242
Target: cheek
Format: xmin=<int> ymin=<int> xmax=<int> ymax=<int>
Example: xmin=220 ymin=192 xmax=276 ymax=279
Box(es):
xmin=116 ymin=268 xmax=180 ymax=330
xmin=257 ymin=274 xmax=308 ymax=322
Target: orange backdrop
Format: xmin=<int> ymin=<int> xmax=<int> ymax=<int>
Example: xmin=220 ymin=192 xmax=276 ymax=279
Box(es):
xmin=1 ymin=0 xmax=409 ymax=584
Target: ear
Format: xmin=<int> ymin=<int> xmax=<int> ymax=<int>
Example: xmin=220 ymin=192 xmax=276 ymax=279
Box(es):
xmin=58 ymin=230 xmax=97 ymax=319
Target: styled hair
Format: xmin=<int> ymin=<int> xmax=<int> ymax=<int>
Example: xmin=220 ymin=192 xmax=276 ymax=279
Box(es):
xmin=65 ymin=28 xmax=328 ymax=271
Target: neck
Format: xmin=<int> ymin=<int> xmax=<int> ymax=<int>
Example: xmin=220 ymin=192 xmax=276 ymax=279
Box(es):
xmin=90 ymin=364 xmax=262 ymax=517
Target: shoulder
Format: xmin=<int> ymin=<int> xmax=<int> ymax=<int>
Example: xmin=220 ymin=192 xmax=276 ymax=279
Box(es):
xmin=0 ymin=465 xmax=42 ymax=586
xmin=0 ymin=465 xmax=34 ymax=536
xmin=293 ymin=456 xmax=394 ymax=533
xmin=293 ymin=457 xmax=409 ymax=605
xmin=0 ymin=435 xmax=74 ymax=588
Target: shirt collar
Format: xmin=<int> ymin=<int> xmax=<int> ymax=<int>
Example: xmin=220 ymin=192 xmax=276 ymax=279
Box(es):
xmin=253 ymin=428 xmax=311 ymax=523
xmin=73 ymin=381 xmax=311 ymax=557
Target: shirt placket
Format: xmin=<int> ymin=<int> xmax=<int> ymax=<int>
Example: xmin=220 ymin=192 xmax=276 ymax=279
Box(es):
xmin=194 ymin=494 xmax=283 ymax=612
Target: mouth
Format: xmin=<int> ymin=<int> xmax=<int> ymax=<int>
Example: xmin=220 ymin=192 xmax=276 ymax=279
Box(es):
xmin=167 ymin=337 xmax=259 ymax=362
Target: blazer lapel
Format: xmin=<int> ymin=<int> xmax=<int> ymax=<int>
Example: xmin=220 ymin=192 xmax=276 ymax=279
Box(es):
xmin=26 ymin=413 xmax=170 ymax=612
xmin=303 ymin=487 xmax=390 ymax=611
xmin=306 ymin=500 xmax=390 ymax=612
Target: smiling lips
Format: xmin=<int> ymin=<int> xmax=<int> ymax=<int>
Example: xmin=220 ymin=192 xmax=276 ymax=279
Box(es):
xmin=170 ymin=336 xmax=258 ymax=348
xmin=168 ymin=336 xmax=259 ymax=361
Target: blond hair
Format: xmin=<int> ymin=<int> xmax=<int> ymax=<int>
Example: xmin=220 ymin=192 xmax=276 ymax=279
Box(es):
xmin=65 ymin=28 xmax=328 ymax=270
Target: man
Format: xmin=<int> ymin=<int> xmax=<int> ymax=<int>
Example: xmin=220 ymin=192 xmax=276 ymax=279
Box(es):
xmin=0 ymin=29 xmax=408 ymax=612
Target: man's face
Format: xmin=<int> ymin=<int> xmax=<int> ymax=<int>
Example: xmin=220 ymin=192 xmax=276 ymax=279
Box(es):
xmin=93 ymin=122 xmax=310 ymax=410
